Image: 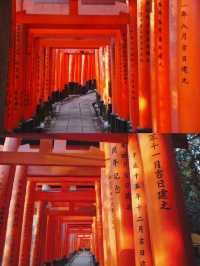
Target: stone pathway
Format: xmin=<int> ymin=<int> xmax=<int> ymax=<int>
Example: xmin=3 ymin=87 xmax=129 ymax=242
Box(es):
xmin=46 ymin=92 xmax=102 ymax=133
xmin=66 ymin=251 xmax=94 ymax=266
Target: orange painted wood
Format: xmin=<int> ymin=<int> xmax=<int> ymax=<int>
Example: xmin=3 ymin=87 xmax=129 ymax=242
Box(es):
xmin=16 ymin=13 xmax=129 ymax=26
xmin=44 ymin=48 xmax=51 ymax=101
xmin=30 ymin=201 xmax=47 ymax=266
xmin=0 ymin=137 xmax=20 ymax=262
xmin=128 ymin=0 xmax=139 ymax=128
xmin=138 ymin=134 xmax=195 ymax=266
xmin=34 ymin=191 xmax=95 ymax=202
xmin=109 ymin=143 xmax=135 ymax=266
xmin=128 ymin=135 xmax=153 ymax=266
xmin=137 ymin=0 xmax=152 ymax=128
xmin=153 ymin=0 xmax=171 ymax=132
xmin=5 ymin=0 xmax=16 ymax=130
xmin=119 ymin=30 xmax=129 ymax=120
xmin=101 ymin=143 xmax=118 ymax=266
xmin=95 ymin=181 xmax=104 ymax=265
xmin=69 ymin=0 xmax=78 ymax=15
xmin=13 ymin=24 xmax=26 ymax=128
xmin=177 ymin=0 xmax=200 ymax=132
xmin=18 ymin=182 xmax=35 ymax=266
xmin=2 ymin=166 xmax=27 ymax=266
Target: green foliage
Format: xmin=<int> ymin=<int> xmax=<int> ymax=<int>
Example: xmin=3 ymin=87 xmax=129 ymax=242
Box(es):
xmin=175 ymin=135 xmax=200 ymax=233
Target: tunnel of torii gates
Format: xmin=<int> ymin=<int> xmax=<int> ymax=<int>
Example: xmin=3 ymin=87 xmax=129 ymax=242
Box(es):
xmin=1 ymin=0 xmax=200 ymax=133
xmin=0 ymin=134 xmax=195 ymax=266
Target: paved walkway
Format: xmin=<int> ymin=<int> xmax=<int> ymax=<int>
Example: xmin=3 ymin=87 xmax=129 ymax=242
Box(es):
xmin=46 ymin=92 xmax=102 ymax=133
xmin=67 ymin=251 xmax=94 ymax=266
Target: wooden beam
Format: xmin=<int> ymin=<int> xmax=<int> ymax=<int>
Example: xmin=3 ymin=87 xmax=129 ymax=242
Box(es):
xmin=46 ymin=209 xmax=96 ymax=217
xmin=16 ymin=13 xmax=129 ymax=25
xmin=28 ymin=176 xmax=98 ymax=184
xmin=29 ymin=28 xmax=120 ymax=38
xmin=3 ymin=133 xmax=128 ymax=143
xmin=34 ymin=191 xmax=95 ymax=202
xmin=60 ymin=216 xmax=93 ymax=222
xmin=0 ymin=150 xmax=105 ymax=167
xmin=39 ymin=39 xmax=110 ymax=48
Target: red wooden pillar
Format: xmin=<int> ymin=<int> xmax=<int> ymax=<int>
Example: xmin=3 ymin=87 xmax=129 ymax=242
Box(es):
xmin=44 ymin=47 xmax=50 ymax=101
xmin=61 ymin=53 xmax=67 ymax=88
xmin=69 ymin=0 xmax=78 ymax=15
xmin=18 ymin=182 xmax=35 ymax=266
xmin=177 ymin=0 xmax=200 ymax=132
xmin=37 ymin=45 xmax=45 ymax=102
xmin=137 ymin=0 xmax=152 ymax=129
xmin=138 ymin=134 xmax=195 ymax=266
xmin=92 ymin=217 xmax=97 ymax=256
xmin=128 ymin=135 xmax=153 ymax=266
xmin=58 ymin=50 xmax=63 ymax=90
xmin=81 ymin=54 xmax=85 ymax=85
xmin=101 ymin=143 xmax=118 ymax=266
xmin=30 ymin=201 xmax=47 ymax=266
xmin=110 ymin=143 xmax=135 ymax=266
xmin=50 ymin=49 xmax=56 ymax=91
xmin=2 ymin=166 xmax=27 ymax=266
xmin=83 ymin=54 xmax=89 ymax=84
xmin=74 ymin=53 xmax=79 ymax=82
xmin=128 ymin=0 xmax=139 ymax=128
xmin=5 ymin=0 xmax=16 ymax=130
xmin=0 ymin=137 xmax=20 ymax=262
xmin=44 ymin=215 xmax=57 ymax=261
xmin=54 ymin=49 xmax=59 ymax=90
xmin=113 ymin=39 xmax=121 ymax=115
xmin=13 ymin=24 xmax=26 ymax=127
xmin=119 ymin=30 xmax=129 ymax=120
xmin=95 ymin=49 xmax=100 ymax=92
xmin=152 ymin=1 xmax=171 ymax=132
xmin=24 ymin=33 xmax=34 ymax=118
xmin=95 ymin=180 xmax=104 ymax=265
xmin=77 ymin=53 xmax=82 ymax=84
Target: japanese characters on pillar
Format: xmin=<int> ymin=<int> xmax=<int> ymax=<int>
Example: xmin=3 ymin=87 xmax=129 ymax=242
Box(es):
xmin=138 ymin=134 xmax=195 ymax=266
xmin=110 ymin=143 xmax=135 ymax=266
xmin=128 ymin=0 xmax=139 ymax=128
xmin=137 ymin=0 xmax=152 ymax=129
xmin=101 ymin=143 xmax=118 ymax=266
xmin=128 ymin=135 xmax=153 ymax=266
xmin=152 ymin=0 xmax=171 ymax=132
xmin=13 ymin=24 xmax=27 ymax=127
xmin=169 ymin=0 xmax=179 ymax=131
xmin=111 ymin=144 xmax=132 ymax=211
xmin=120 ymin=29 xmax=129 ymax=120
xmin=178 ymin=0 xmax=190 ymax=108
xmin=177 ymin=0 xmax=200 ymax=132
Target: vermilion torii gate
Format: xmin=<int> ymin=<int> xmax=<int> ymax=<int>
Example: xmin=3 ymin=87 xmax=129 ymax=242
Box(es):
xmin=0 ymin=134 xmax=195 ymax=266
xmin=1 ymin=0 xmax=200 ymax=133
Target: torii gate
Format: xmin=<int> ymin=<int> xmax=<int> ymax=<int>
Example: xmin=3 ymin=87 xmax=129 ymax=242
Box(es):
xmin=0 ymin=134 xmax=195 ymax=266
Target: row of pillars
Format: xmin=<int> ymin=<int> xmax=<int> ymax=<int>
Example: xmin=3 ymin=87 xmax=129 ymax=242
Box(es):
xmin=6 ymin=20 xmax=97 ymax=129
xmin=100 ymin=134 xmax=194 ymax=266
xmin=1 ymin=0 xmax=200 ymax=132
xmin=0 ymin=138 xmax=98 ymax=265
xmin=0 ymin=134 xmax=196 ymax=266
xmin=0 ymin=134 xmax=194 ymax=266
